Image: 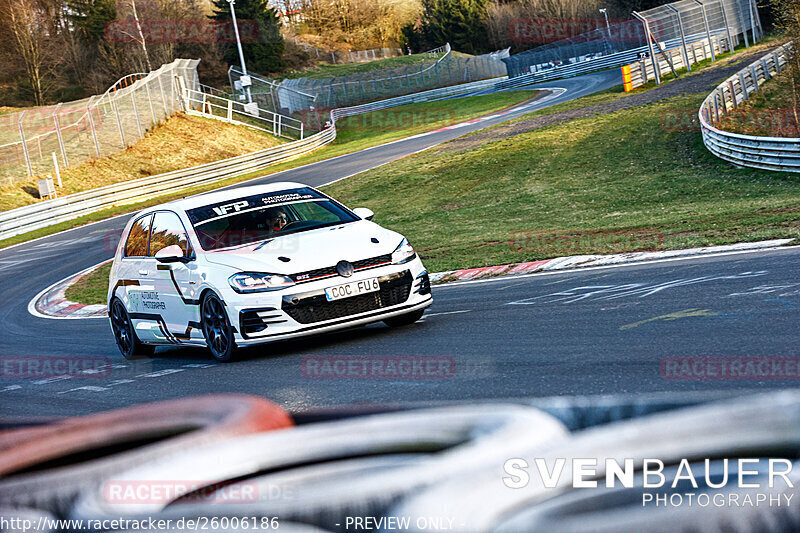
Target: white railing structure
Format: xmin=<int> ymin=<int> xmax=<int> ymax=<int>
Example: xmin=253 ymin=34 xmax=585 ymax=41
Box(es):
xmin=183 ymin=88 xmax=305 ymax=140
xmin=0 ymin=75 xmax=516 ymax=241
xmin=0 ymin=59 xmax=200 ymax=186
xmin=699 ymin=43 xmax=798 ymax=172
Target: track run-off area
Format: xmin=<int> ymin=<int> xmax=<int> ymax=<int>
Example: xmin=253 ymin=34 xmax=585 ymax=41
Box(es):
xmin=3 ymin=69 xmax=799 ymax=418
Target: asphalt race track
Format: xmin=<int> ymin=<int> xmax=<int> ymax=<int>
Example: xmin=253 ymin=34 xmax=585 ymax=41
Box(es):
xmin=4 ymin=70 xmax=799 ymax=418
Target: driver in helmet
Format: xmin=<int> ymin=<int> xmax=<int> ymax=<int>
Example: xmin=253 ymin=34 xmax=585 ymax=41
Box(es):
xmin=269 ymin=208 xmax=288 ymax=232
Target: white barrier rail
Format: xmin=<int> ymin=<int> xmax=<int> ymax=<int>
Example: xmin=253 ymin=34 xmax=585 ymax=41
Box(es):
xmin=699 ymin=43 xmax=797 ymax=172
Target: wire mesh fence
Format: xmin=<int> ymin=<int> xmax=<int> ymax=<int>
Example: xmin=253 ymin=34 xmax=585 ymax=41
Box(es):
xmin=502 ymin=0 xmax=762 ymax=80
xmin=229 ymin=44 xmax=511 ymax=116
xmin=0 ymin=59 xmax=200 ymax=187
xmin=289 ymin=37 xmax=404 ymax=64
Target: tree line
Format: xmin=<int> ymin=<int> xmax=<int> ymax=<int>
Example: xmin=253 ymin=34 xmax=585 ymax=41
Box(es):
xmin=0 ymin=0 xmax=775 ymax=107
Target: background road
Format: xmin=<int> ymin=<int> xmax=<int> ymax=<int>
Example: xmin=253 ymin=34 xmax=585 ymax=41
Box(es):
xmin=5 ymin=70 xmax=797 ymax=418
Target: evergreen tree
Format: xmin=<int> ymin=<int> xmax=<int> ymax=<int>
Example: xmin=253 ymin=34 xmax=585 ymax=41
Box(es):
xmin=66 ymin=0 xmax=116 ymax=43
xmin=211 ymin=0 xmax=285 ymax=74
xmin=419 ymin=0 xmax=490 ymax=55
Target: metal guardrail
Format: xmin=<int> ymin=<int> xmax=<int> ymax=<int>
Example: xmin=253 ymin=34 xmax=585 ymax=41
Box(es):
xmin=0 ymin=76 xmax=516 ymax=241
xmin=699 ymin=43 xmax=797 ymax=172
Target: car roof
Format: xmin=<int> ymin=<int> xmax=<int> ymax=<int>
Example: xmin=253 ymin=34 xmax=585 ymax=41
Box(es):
xmin=147 ymin=182 xmax=314 ymax=213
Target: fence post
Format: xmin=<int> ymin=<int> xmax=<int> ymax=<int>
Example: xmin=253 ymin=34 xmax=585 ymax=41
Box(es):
xmin=145 ymin=79 xmax=157 ymax=124
xmin=300 ymin=121 xmax=304 ymax=140
xmin=667 ymin=5 xmax=691 ymax=71
xmin=277 ymin=114 xmax=282 ymax=138
xmin=86 ymin=99 xmax=101 ymax=158
xmin=112 ymin=97 xmax=126 ymax=148
xmin=227 ymin=99 xmax=233 ymax=121
xmin=774 ymin=51 xmax=782 ymax=72
xmin=728 ymin=80 xmax=737 ymax=108
xmin=17 ymin=111 xmax=33 ymax=177
xmin=156 ymin=73 xmax=169 ymax=117
xmin=131 ymin=90 xmax=144 ymax=139
xmin=750 ymin=65 xmax=759 ymax=91
xmin=633 ymin=12 xmax=660 ymax=84
xmin=718 ymin=0 xmax=734 ymax=53
xmin=738 ymin=72 xmax=748 ymax=99
xmin=693 ymin=1 xmax=716 ymax=62
xmin=52 ymin=103 xmax=69 ymax=168
xmin=736 ymin=0 xmax=750 ymax=47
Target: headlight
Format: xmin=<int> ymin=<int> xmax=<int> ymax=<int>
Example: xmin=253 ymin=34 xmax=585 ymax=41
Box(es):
xmin=228 ymin=272 xmax=295 ymax=293
xmin=391 ymin=237 xmax=416 ymax=265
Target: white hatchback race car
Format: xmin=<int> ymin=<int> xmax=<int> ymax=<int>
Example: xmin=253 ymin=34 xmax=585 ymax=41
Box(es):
xmin=107 ymin=182 xmax=433 ymax=361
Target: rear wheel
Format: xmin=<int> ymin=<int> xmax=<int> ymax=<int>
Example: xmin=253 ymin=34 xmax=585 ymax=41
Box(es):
xmin=201 ymin=293 xmax=237 ymax=362
xmin=109 ymin=298 xmax=155 ymax=359
xmin=383 ymin=309 xmax=425 ymax=328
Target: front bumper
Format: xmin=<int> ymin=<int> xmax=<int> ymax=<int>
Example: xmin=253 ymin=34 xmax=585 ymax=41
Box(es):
xmin=227 ymin=258 xmax=432 ymax=346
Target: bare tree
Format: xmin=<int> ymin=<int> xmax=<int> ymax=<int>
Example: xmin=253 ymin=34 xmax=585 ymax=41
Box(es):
xmin=1 ymin=0 xmax=50 ymax=105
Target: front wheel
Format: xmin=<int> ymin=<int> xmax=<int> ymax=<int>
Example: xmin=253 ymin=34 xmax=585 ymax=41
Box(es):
xmin=201 ymin=293 xmax=237 ymax=362
xmin=109 ymin=298 xmax=155 ymax=359
xmin=383 ymin=309 xmax=425 ymax=328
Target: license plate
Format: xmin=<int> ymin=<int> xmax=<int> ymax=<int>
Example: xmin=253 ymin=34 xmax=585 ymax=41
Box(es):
xmin=325 ymin=278 xmax=380 ymax=301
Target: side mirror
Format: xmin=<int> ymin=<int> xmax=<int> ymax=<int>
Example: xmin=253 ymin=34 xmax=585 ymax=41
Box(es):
xmin=155 ymin=244 xmax=191 ymax=263
xmin=353 ymin=207 xmax=374 ymax=221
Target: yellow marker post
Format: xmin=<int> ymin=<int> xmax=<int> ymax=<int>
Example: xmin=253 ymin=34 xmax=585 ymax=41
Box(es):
xmin=622 ymin=65 xmax=633 ymax=92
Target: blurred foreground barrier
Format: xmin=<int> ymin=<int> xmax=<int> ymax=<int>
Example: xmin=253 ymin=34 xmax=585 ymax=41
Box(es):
xmin=70 ymin=405 xmax=567 ymax=530
xmin=0 ymin=395 xmax=292 ymax=516
xmin=388 ymin=391 xmax=800 ymax=532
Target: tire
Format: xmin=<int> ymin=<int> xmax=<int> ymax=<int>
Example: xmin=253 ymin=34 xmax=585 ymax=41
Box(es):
xmin=70 ymin=404 xmax=567 ymax=530
xmin=383 ymin=309 xmax=424 ymax=328
xmin=386 ymin=391 xmax=800 ymax=532
xmin=0 ymin=395 xmax=292 ymax=517
xmin=109 ymin=298 xmax=155 ymax=359
xmin=201 ymin=293 xmax=237 ymax=362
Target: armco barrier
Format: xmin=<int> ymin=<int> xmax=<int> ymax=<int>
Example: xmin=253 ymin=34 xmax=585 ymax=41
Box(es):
xmin=699 ymin=43 xmax=798 ymax=172
xmin=0 ymin=76 xmax=512 ymax=241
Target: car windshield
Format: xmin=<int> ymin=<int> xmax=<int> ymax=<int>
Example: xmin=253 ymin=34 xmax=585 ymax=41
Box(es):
xmin=186 ymin=187 xmax=359 ymax=251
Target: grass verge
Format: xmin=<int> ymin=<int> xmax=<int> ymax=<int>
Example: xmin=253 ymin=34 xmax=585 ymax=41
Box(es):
xmin=283 ymin=53 xmax=446 ymax=80
xmin=64 ymin=262 xmax=112 ymax=305
xmin=0 ymin=114 xmax=285 ymax=212
xmin=324 ymin=92 xmax=800 ymax=273
xmin=718 ymin=65 xmax=798 ymax=136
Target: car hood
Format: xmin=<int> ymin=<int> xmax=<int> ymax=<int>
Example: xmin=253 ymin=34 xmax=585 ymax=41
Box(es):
xmin=202 ymin=221 xmax=404 ymax=274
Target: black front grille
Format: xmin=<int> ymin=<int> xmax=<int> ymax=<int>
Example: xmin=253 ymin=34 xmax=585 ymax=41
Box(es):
xmin=239 ymin=307 xmax=288 ymax=338
xmin=290 ymin=254 xmax=392 ymax=283
xmin=282 ymin=271 xmax=412 ymax=324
